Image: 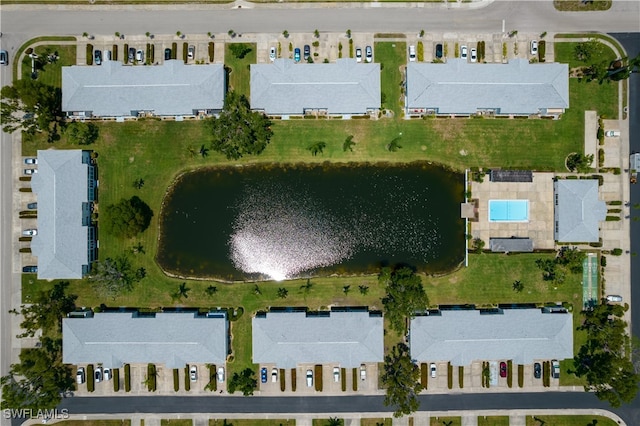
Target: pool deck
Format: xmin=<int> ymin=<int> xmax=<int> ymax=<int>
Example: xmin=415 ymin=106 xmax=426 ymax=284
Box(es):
xmin=470 ymin=172 xmax=555 ymax=250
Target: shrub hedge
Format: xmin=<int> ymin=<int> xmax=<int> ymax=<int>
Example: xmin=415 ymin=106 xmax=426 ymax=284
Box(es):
xmin=183 ymin=42 xmax=188 ymax=62
xmin=601 ymin=255 xmax=607 ymax=267
xmin=124 ymin=364 xmax=131 ymax=392
xmin=184 ymin=366 xmax=191 ymax=391
xmin=543 ymin=361 xmax=550 ymax=387
xmin=314 ymin=365 xmax=323 ymax=391
xmin=208 ymin=42 xmax=215 ymax=62
xmin=87 ymin=364 xmax=95 ymax=392
xmin=507 ymin=360 xmax=513 ymax=388
xmin=598 ymin=148 xmax=605 ymax=167
xmin=352 ymin=368 xmax=358 ymax=391
xmin=113 ymin=368 xmax=120 ymax=392
xmin=458 ymin=366 xmax=464 ymax=388
xmin=420 ymin=363 xmax=428 ymax=389
xmin=171 ymin=43 xmax=177 ymax=59
xmin=417 ymin=42 xmax=424 ymax=62
xmin=148 ymin=364 xmax=157 ymax=392
xmin=341 ymin=368 xmax=346 ymax=392
xmin=86 ymin=44 xmax=93 ymax=65
xmin=124 ymin=44 xmax=129 ymax=64
xmin=112 ymin=45 xmax=118 ymax=62
xmin=280 ymin=368 xmax=285 ymax=392
xmin=612 ymin=248 xmax=623 ymax=255
xmin=207 ymin=364 xmax=217 ymax=392
xmin=538 ymin=40 xmax=546 ymax=62
xmin=518 ymin=365 xmax=524 ymax=388
xmin=447 ymin=362 xmax=453 ymax=389
xmin=291 ymin=368 xmax=297 ymax=392
xmin=173 ymin=369 xmax=180 ymax=392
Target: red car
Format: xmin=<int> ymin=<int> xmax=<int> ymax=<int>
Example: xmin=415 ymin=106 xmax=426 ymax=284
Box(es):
xmin=499 ymin=362 xmax=507 ymax=378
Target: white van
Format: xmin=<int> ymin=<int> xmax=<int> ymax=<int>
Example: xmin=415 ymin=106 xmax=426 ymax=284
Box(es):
xmin=409 ymin=45 xmax=416 ymax=62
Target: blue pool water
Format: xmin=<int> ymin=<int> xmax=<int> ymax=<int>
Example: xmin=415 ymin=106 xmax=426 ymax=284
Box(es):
xmin=488 ymin=200 xmax=529 ymax=222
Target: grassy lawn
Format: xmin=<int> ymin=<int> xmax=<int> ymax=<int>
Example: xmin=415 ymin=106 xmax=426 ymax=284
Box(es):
xmin=526 ymin=415 xmax=617 ymax=426
xmin=210 ymin=421 xmax=294 ymax=426
xmin=554 ymin=40 xmax=617 ymax=71
xmin=312 ymin=420 xmax=342 ymax=426
xmin=477 ymin=417 xmax=509 ymax=426
xmin=58 ymin=422 xmax=131 ymax=426
xmin=161 ymin=421 xmax=192 ymax=426
xmin=553 ymin=0 xmax=611 ymax=11
xmin=361 ymin=419 xmax=392 ymax=426
xmin=430 ymin=417 xmax=461 ymax=426
xmin=20 ymin=44 xmax=77 ymax=87
xmin=374 ymin=41 xmax=406 ymax=115
xmin=225 ymin=43 xmax=257 ymax=100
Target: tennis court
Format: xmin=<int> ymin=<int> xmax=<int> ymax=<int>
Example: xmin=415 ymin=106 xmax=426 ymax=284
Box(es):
xmin=582 ymin=254 xmax=598 ymax=309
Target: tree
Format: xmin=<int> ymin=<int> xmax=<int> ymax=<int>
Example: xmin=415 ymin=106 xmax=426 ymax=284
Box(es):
xmin=566 ymin=153 xmax=594 ymax=173
xmin=282 ymin=30 xmax=289 ymax=38
xmin=133 ymin=178 xmax=145 ymax=189
xmin=89 ymin=255 xmax=143 ymax=299
xmin=172 ymin=282 xmax=191 ymax=301
xmin=574 ymin=40 xmax=606 ymax=63
xmin=380 ymin=267 xmax=429 ymax=335
xmin=277 ymin=287 xmax=288 ymax=299
xmin=300 ymin=279 xmax=313 ymax=294
xmin=307 ymin=141 xmax=326 ymax=156
xmin=199 ymin=144 xmax=209 ymax=158
xmin=342 ymin=285 xmax=350 ymax=294
xmin=387 ymin=137 xmax=402 ymax=152
xmin=103 ymin=196 xmax=154 ymax=238
xmin=512 ymin=280 xmax=524 ymax=292
xmin=573 ymin=302 xmax=640 ymax=407
xmin=210 ymin=91 xmax=273 ymax=160
xmin=1 ymin=79 xmax=62 ymax=135
xmin=556 ymin=246 xmax=586 ymax=273
xmin=0 ymin=337 xmax=74 ymax=410
xmin=358 ymin=285 xmax=369 ymax=295
xmin=381 ymin=343 xmax=423 ymax=417
xmin=206 ymin=285 xmax=218 ymax=296
xmin=472 ymin=238 xmax=485 ymax=254
xmin=253 ymin=284 xmax=262 ymax=295
xmin=227 ymin=368 xmax=257 ymax=396
xmin=343 ymin=135 xmax=356 ymax=152
xmin=314 ymin=29 xmax=320 ymax=38
xmin=325 ymin=418 xmax=342 ymax=426
xmin=66 ymin=121 xmax=99 ymax=145
xmin=9 ymin=281 xmax=76 ymax=338
xmin=229 ymin=43 xmax=252 ymax=59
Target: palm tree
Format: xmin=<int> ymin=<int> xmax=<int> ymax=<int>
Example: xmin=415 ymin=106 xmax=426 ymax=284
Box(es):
xmin=387 ymin=137 xmax=402 ymax=152
xmin=199 ymin=144 xmax=209 ymax=158
xmin=133 ymin=178 xmax=145 ymax=189
xmin=206 ymin=285 xmax=218 ymax=296
xmin=131 ymin=242 xmax=145 ymax=254
xmin=358 ymin=285 xmax=369 ymax=295
xmin=254 ymin=284 xmax=262 ymax=295
xmin=277 ymin=287 xmax=288 ymax=299
xmin=343 ymin=135 xmax=355 ymax=152
xmin=512 ymin=280 xmax=524 ymax=292
xmin=300 ymin=279 xmax=313 ymax=294
xmin=342 ymin=285 xmax=350 ymax=295
xmin=172 ymin=282 xmax=190 ymax=301
xmin=307 ymin=141 xmax=327 ymax=156
xmin=326 ymin=418 xmax=342 ymax=426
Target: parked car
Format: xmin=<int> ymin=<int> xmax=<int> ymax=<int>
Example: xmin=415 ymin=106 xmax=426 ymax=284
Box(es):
xmin=269 ymin=46 xmax=276 ymax=61
xmin=551 ymin=360 xmax=560 ymax=379
xmin=499 ymin=361 xmax=507 ymax=378
xmin=306 ymin=369 xmax=313 ymax=387
xmin=76 ymin=367 xmax=85 ymax=384
xmin=303 ymin=44 xmax=310 ymax=61
xmin=333 ymin=367 xmax=340 ymax=382
xmin=95 ymin=367 xmax=102 ymax=383
xmin=460 ymin=45 xmax=468 ymax=59
xmin=105 ymin=50 xmax=111 ymax=61
xmin=188 ymin=45 xmax=195 ymax=60
xmin=24 ymin=158 xmax=37 ymax=165
xmin=435 ymin=43 xmax=443 ymax=59
xmin=430 ymin=363 xmax=437 ymax=378
xmin=22 ymin=229 xmax=37 ymax=236
xmin=217 ymin=366 xmax=225 ymax=382
xmin=136 ymin=49 xmax=144 ymax=63
xmin=530 ymin=40 xmax=538 ymax=55
xmin=164 ymin=48 xmax=172 ymax=61
xmin=533 ymin=362 xmax=542 ymax=379
xmin=360 ymin=364 xmax=366 ymax=381
xmin=261 ymin=367 xmax=268 ymax=383
xmin=24 ymin=169 xmax=37 ymax=175
xmin=294 ymin=48 xmax=301 ymax=62
xmin=0 ymin=50 xmax=8 ymax=66
xmin=365 ymin=45 xmax=372 ymax=62
xmin=271 ymin=368 xmax=278 ymax=382
xmin=605 ymin=130 xmax=620 ymax=137
xmin=409 ymin=45 xmax=416 ymax=62
xmin=27 ymin=202 xmax=37 ymax=210
xmin=22 ymin=265 xmax=38 ymax=273
xmin=606 ymin=294 xmax=623 ymax=302
xmin=128 ymin=47 xmax=135 ymax=62
xmin=103 ymin=368 xmax=111 ymax=381
xmin=190 ymin=365 xmax=197 ymax=382
xmin=94 ymin=49 xmax=102 ymax=65
xmin=470 ymin=48 xmax=477 ymax=63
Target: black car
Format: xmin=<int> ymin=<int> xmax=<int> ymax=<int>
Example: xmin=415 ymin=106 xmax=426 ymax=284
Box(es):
xmin=0 ymin=50 xmax=8 ymax=66
xmin=164 ymin=48 xmax=172 ymax=61
xmin=303 ymin=45 xmax=310 ymax=61
xmin=128 ymin=47 xmax=135 ymax=62
xmin=435 ymin=44 xmax=443 ymax=59
xmin=533 ymin=362 xmax=542 ymax=379
xmin=22 ymin=266 xmax=37 ymax=273
xmin=94 ymin=50 xmax=102 ymax=66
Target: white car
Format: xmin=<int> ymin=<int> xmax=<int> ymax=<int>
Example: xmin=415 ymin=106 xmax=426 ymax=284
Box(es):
xmin=530 ymin=40 xmax=538 ymax=55
xmin=22 ymin=229 xmax=37 ymax=236
xmin=94 ymin=366 xmax=102 ymax=383
xmin=333 ymin=367 xmax=340 ymax=383
xmin=460 ymin=45 xmax=468 ymax=59
xmin=24 ymin=169 xmax=37 ymax=175
xmin=360 ymin=364 xmax=366 ymax=381
xmin=24 ymin=158 xmax=37 ymax=165
xmin=355 ymin=48 xmax=362 ymax=63
xmin=269 ymin=47 xmax=276 ymax=61
xmin=551 ymin=360 xmax=560 ymax=379
xmin=306 ymin=369 xmax=313 ymax=387
xmin=430 ymin=363 xmax=437 ymax=378
xmin=76 ymin=367 xmax=85 ymax=384
xmin=188 ymin=45 xmax=195 ymax=60
xmin=217 ymin=366 xmax=225 ymax=383
xmin=605 ymin=130 xmax=620 ymax=137
xmin=271 ymin=368 xmax=278 ymax=382
xmin=606 ymin=294 xmax=623 ymax=302
xmin=470 ymin=48 xmax=477 ymax=63
xmin=103 ymin=368 xmax=111 ymax=381
xmin=409 ymin=45 xmax=416 ymax=62
xmin=136 ymin=49 xmax=144 ymax=63
xmin=190 ymin=365 xmax=197 ymax=382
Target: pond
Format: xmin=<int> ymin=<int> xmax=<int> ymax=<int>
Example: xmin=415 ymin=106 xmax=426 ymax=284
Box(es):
xmin=156 ymin=163 xmax=465 ymax=281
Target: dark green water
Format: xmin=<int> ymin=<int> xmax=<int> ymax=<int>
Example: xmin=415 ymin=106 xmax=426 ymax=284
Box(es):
xmin=156 ymin=163 xmax=465 ymax=281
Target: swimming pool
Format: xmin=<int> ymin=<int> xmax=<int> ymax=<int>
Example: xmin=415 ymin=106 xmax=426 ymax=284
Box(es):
xmin=488 ymin=200 xmax=529 ymax=222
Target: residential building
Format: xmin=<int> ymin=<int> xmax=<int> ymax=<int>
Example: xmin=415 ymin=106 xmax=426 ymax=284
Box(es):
xmin=62 ymin=60 xmax=225 ymax=119
xmin=554 ymin=179 xmax=607 ymax=242
xmin=406 ymin=59 xmax=569 ymax=117
xmin=250 ymin=59 xmax=381 ymax=117
xmin=30 ymin=149 xmax=97 ymax=279
xmin=63 ymin=311 xmax=228 ymax=368
xmin=410 ymin=308 xmax=573 ymax=366
xmin=252 ymin=309 xmax=383 ymax=368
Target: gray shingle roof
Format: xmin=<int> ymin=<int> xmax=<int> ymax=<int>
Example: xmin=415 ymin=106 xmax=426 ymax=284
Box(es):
xmin=30 ymin=150 xmax=89 ymax=279
xmin=62 ymin=60 xmax=225 ymax=117
xmin=410 ymin=309 xmax=574 ymax=366
xmin=554 ymin=179 xmax=607 ymax=242
xmin=252 ymin=311 xmax=383 ymax=368
xmin=406 ymin=59 xmax=569 ymax=115
xmin=490 ymin=238 xmax=534 ymax=252
xmin=63 ymin=312 xmax=228 ymax=368
xmin=250 ymin=59 xmax=381 ymax=115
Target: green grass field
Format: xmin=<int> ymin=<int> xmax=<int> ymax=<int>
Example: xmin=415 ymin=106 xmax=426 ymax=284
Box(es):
xmin=210 ymin=421 xmax=294 ymax=426
xmin=225 ymin=43 xmax=257 ymax=99
xmin=375 ymin=41 xmax=406 ymax=115
xmin=160 ymin=421 xmax=192 ymax=426
xmin=20 ymin=44 xmax=76 ymax=87
xmin=526 ymin=415 xmax=617 ymax=426
xmin=477 ymin=417 xmax=509 ymax=426
xmin=361 ymin=419 xmax=392 ymax=426
xmin=430 ymin=417 xmax=461 ymax=426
